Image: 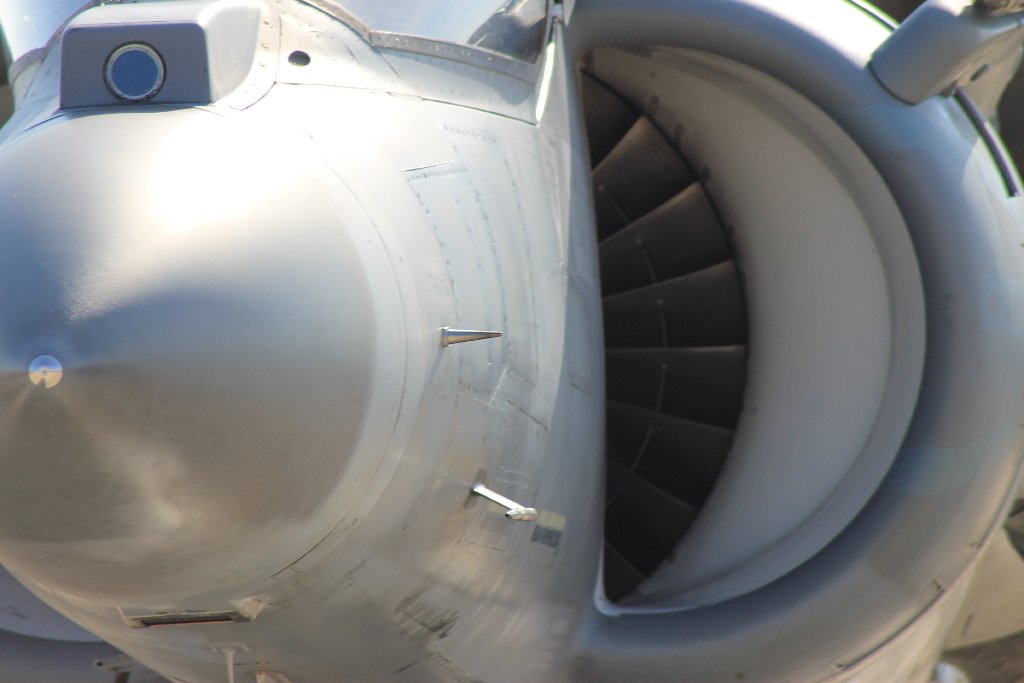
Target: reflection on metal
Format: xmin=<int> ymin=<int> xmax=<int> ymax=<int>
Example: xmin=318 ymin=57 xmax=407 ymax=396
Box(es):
xmin=300 ymin=0 xmax=548 ymax=62
xmin=440 ymin=327 xmax=503 ymax=347
xmin=931 ymin=661 xmax=971 ymax=683
xmin=366 ymin=32 xmax=539 ymax=82
xmin=253 ymin=672 xmax=295 ymax=683
xmin=218 ymin=646 xmax=237 ymax=683
xmin=27 ymin=355 xmax=62 ymax=388
xmin=534 ymin=39 xmax=557 ymax=121
xmin=0 ymin=0 xmax=94 ymax=66
xmin=955 ymin=89 xmax=1022 ymax=196
xmin=471 ymin=482 xmax=538 ymax=521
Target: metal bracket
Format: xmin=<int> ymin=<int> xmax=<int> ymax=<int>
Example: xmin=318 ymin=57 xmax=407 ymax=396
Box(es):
xmin=870 ymin=0 xmax=1024 ymax=112
xmin=471 ymin=483 xmax=537 ymax=521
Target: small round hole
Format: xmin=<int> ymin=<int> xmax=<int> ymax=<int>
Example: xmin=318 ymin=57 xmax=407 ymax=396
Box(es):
xmin=288 ymin=51 xmax=311 ymax=67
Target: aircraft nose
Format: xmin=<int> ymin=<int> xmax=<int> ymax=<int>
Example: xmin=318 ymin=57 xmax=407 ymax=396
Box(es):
xmin=0 ymin=109 xmax=396 ymax=603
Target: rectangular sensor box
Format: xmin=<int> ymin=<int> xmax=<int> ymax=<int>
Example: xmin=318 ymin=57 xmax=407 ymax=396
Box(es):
xmin=61 ymin=0 xmax=263 ymax=108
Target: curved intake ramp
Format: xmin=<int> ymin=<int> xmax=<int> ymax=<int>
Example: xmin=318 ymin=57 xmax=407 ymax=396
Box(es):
xmin=582 ymin=72 xmax=748 ymax=602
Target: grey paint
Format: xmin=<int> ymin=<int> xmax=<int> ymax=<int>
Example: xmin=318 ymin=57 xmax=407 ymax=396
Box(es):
xmin=0 ymin=0 xmax=91 ymax=65
xmin=594 ymin=45 xmax=927 ymax=609
xmin=870 ymin=0 xmax=1024 ymax=107
xmin=0 ymin=4 xmax=604 ymax=681
xmin=61 ymin=0 xmax=265 ymax=107
xmin=566 ymin=0 xmax=1024 ymax=679
xmin=0 ymin=0 xmax=1022 ymax=681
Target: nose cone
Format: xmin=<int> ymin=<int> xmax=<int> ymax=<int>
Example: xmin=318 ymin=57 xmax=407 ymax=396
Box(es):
xmin=0 ymin=110 xmax=389 ymax=602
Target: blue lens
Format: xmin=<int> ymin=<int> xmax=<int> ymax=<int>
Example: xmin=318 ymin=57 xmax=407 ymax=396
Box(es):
xmin=106 ymin=45 xmax=164 ymax=101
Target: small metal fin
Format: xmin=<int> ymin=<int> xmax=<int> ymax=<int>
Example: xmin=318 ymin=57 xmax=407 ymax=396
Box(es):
xmin=441 ymin=327 xmax=503 ymax=347
xmin=471 ymin=483 xmax=537 ymax=521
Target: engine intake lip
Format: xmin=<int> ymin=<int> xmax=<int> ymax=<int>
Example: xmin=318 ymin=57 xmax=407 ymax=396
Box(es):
xmin=582 ymin=45 xmax=926 ymax=610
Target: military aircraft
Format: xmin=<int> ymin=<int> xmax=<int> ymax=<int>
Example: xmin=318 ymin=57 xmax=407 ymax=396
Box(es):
xmin=2 ymin=0 xmax=1024 ymax=681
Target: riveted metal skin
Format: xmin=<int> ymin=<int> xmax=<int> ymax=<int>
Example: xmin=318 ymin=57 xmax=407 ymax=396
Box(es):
xmin=0 ymin=0 xmax=1023 ymax=682
xmin=0 ymin=2 xmax=603 ymax=680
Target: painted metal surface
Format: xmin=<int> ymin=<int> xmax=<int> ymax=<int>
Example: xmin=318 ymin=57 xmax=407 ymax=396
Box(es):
xmin=0 ymin=0 xmax=92 ymax=64
xmin=0 ymin=3 xmax=602 ymax=681
xmin=870 ymin=0 xmax=1024 ymax=107
xmin=0 ymin=0 xmax=1022 ymax=681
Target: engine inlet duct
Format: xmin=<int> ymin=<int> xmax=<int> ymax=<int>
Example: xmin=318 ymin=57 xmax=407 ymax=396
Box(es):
xmin=581 ymin=71 xmax=747 ymax=602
